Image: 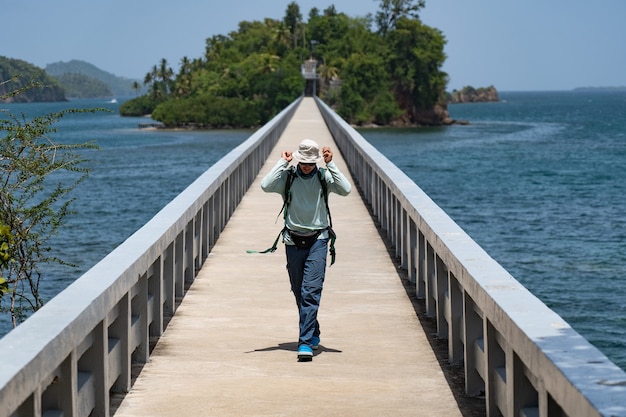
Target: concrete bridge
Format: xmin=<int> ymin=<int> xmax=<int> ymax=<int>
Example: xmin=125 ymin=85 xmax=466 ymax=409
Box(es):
xmin=1 ymin=97 xmax=625 ymax=417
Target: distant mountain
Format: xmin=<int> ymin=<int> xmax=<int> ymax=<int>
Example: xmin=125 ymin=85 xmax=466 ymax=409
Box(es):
xmin=46 ymin=60 xmax=141 ymax=97
xmin=53 ymin=72 xmax=113 ymax=98
xmin=0 ymin=56 xmax=66 ymax=103
xmin=572 ymin=86 xmax=626 ymax=92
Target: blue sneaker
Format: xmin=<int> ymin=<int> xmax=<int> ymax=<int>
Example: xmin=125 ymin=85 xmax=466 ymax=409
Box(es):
xmin=311 ymin=336 xmax=320 ymax=350
xmin=297 ymin=345 xmax=313 ymax=361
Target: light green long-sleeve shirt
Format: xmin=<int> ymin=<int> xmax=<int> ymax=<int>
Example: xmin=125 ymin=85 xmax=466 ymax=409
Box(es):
xmin=261 ymin=158 xmax=351 ymax=242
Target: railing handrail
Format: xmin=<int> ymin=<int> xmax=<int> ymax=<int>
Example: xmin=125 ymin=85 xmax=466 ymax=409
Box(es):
xmin=315 ymin=96 xmax=626 ymax=417
xmin=0 ymin=97 xmax=302 ymax=417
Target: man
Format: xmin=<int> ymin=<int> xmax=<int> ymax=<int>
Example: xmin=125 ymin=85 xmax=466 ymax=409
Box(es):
xmin=261 ymin=138 xmax=351 ymax=361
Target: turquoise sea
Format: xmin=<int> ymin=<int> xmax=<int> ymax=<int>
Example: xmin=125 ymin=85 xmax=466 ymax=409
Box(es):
xmin=361 ymin=91 xmax=626 ymax=371
xmin=1 ymin=92 xmax=625 ymax=371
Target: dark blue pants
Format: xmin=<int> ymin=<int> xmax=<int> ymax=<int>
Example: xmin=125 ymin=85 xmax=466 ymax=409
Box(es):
xmin=285 ymin=239 xmax=328 ymax=348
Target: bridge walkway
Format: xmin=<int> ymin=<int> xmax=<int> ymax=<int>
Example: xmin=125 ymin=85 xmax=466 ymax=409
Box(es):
xmin=113 ymin=98 xmax=464 ymax=416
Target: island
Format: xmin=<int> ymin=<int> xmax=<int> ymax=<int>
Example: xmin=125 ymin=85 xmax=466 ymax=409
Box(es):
xmin=448 ymin=86 xmax=499 ymax=103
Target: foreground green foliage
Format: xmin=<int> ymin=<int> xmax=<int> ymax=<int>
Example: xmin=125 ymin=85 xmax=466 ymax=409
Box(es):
xmin=0 ymin=224 xmax=11 ymax=296
xmin=0 ymin=81 xmax=99 ymax=327
xmin=121 ymin=0 xmax=449 ymax=127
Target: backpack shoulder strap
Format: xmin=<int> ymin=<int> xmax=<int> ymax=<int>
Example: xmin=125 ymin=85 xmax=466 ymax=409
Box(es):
xmin=248 ymin=166 xmax=296 ymax=254
xmin=317 ymin=168 xmax=337 ymax=265
xmin=284 ymin=166 xmax=297 ymax=203
xmin=317 ymin=168 xmax=331 ymax=228
xmin=274 ymin=166 xmax=297 ymax=222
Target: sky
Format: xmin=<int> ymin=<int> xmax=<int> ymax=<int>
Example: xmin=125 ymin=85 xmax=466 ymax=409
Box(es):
xmin=3 ymin=0 xmax=626 ymax=91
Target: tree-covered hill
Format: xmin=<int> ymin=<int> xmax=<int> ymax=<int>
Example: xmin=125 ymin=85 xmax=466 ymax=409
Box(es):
xmin=46 ymin=60 xmax=141 ymax=97
xmin=0 ymin=56 xmax=66 ymax=103
xmin=121 ymin=0 xmax=452 ymax=128
xmin=52 ymin=73 xmax=113 ymax=98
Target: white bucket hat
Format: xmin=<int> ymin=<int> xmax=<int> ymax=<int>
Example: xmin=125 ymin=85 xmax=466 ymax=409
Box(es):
xmin=292 ymin=139 xmax=322 ymax=164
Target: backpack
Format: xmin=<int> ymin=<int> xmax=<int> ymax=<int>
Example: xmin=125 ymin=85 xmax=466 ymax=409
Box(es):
xmin=248 ymin=166 xmax=337 ymax=265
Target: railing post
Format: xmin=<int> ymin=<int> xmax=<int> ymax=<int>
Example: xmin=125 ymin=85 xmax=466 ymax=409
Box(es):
xmin=149 ymin=258 xmax=163 ymax=336
xmin=208 ymin=195 xmax=216 ymax=251
xmin=77 ymin=321 xmax=108 ymax=417
xmin=417 ymin=231 xmax=426 ymax=298
xmin=435 ymin=254 xmax=448 ymax=338
xmin=464 ymin=294 xmax=484 ymax=397
xmin=425 ymin=242 xmax=436 ymax=317
xmin=512 ymin=351 xmax=539 ymax=417
xmin=194 ymin=211 xmax=202 ymax=274
xmin=184 ymin=220 xmax=194 ymax=284
xmin=41 ymin=353 xmax=74 ymax=416
xmin=448 ymin=273 xmax=464 ymax=364
xmin=400 ymin=208 xmax=408 ymax=270
xmin=485 ymin=321 xmax=506 ymax=417
xmin=131 ymin=274 xmax=149 ymax=364
xmin=408 ymin=218 xmax=417 ymax=284
xmin=163 ymin=243 xmax=175 ymax=316
xmin=175 ymin=231 xmax=184 ymax=297
xmin=394 ymin=198 xmax=402 ymax=259
xmin=201 ymin=201 xmax=209 ymax=262
xmin=109 ymin=294 xmax=131 ymax=393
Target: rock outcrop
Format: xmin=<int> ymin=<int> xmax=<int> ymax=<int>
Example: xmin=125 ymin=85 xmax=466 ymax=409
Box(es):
xmin=448 ymin=85 xmax=499 ymax=103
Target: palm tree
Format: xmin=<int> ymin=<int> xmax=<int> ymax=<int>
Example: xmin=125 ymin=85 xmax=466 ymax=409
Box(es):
xmin=158 ymin=58 xmax=174 ymax=95
xmin=149 ymin=82 xmax=162 ymax=100
xmin=175 ymin=56 xmax=193 ymax=97
xmin=204 ymin=35 xmax=225 ymax=63
xmin=284 ymin=2 xmax=302 ymax=48
xmin=271 ymin=22 xmax=292 ymax=54
xmin=317 ymin=63 xmax=339 ymax=81
xmin=257 ymin=54 xmax=280 ymax=74
xmin=131 ymin=81 xmax=141 ymax=96
xmin=144 ymin=65 xmax=158 ymax=86
xmin=316 ymin=63 xmax=339 ymax=96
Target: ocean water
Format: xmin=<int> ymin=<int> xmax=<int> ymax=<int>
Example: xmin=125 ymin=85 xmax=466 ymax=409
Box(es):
xmin=1 ymin=93 xmax=624 ymax=372
xmin=360 ymin=91 xmax=626 ymax=371
xmin=0 ymin=98 xmax=252 ymax=335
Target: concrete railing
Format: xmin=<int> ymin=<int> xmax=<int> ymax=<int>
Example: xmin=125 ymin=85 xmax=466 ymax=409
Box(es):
xmin=316 ymin=97 xmax=626 ymax=417
xmin=0 ymin=97 xmax=301 ymax=417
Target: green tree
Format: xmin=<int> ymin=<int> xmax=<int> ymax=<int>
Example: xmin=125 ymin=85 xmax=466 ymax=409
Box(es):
xmin=0 ymin=83 xmax=99 ymax=327
xmin=0 ymin=57 xmax=66 ymax=103
xmin=158 ymin=58 xmax=174 ymax=95
xmin=120 ymin=1 xmax=450 ymax=127
xmin=53 ymin=73 xmax=112 ymax=98
xmin=338 ymin=52 xmax=391 ymax=124
xmin=175 ymin=57 xmax=193 ymax=97
xmin=284 ymin=2 xmax=303 ymax=48
xmin=271 ymin=22 xmax=292 ymax=56
xmin=316 ymin=63 xmax=339 ymax=96
xmin=144 ymin=64 xmax=158 ymax=98
xmin=131 ymin=80 xmax=141 ymax=96
xmin=375 ymin=0 xmax=425 ymax=35
xmin=386 ymin=17 xmax=448 ymax=121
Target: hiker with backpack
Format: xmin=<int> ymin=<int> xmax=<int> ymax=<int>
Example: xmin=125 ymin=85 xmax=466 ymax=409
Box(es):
xmin=260 ymin=138 xmax=351 ymax=361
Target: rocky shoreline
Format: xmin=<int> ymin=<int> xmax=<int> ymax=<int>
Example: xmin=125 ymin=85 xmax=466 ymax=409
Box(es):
xmin=447 ymin=85 xmax=499 ymax=104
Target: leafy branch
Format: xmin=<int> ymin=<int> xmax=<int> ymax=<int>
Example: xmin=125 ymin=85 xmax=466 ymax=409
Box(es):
xmin=1 ymin=82 xmax=100 ymax=327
